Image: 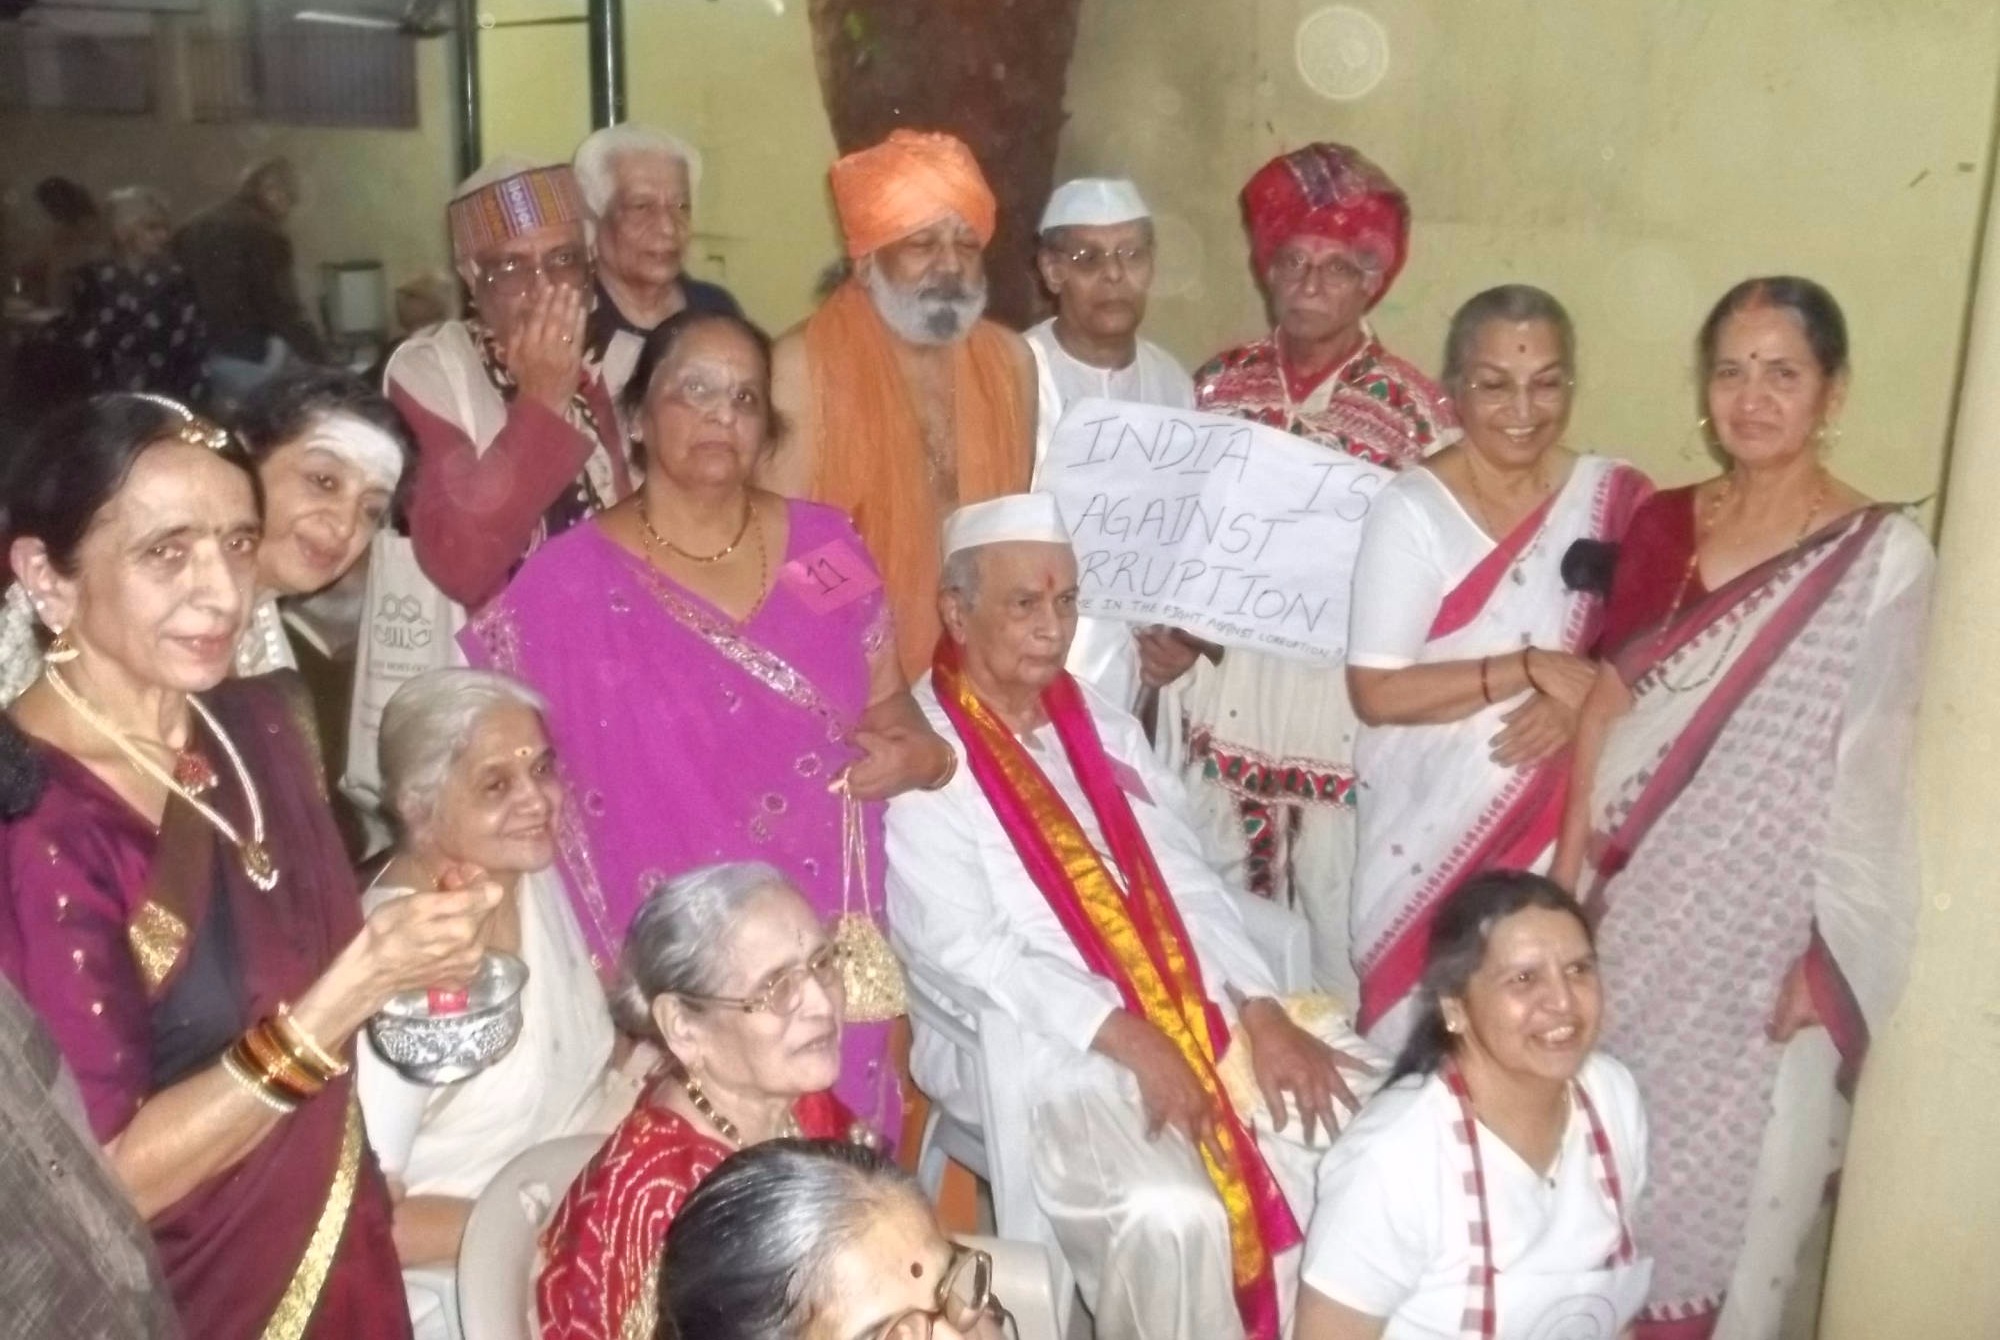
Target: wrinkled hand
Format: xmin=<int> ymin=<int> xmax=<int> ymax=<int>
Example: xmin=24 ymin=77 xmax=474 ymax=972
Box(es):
xmin=505 ymin=282 xmax=586 ymax=414
xmin=1135 ymin=627 xmax=1204 ymax=689
xmin=1239 ymin=998 xmax=1365 ymax=1145
xmin=359 ymin=867 xmax=501 ymax=1002
xmin=1767 ymin=956 xmax=1822 ymax=1042
xmin=842 ymin=724 xmax=952 ymax=801
xmin=1111 ymin=1015 xmax=1224 ymax=1160
xmin=1489 ymin=692 xmax=1577 ymax=768
xmin=1525 ymin=648 xmax=1598 ymax=711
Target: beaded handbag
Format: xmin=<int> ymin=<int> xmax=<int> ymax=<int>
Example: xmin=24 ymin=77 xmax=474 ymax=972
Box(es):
xmin=833 ymin=789 xmax=906 ymax=1022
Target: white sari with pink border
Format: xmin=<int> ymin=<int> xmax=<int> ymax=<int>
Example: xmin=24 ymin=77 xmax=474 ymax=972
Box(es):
xmin=1349 ymin=455 xmax=1651 ymax=1049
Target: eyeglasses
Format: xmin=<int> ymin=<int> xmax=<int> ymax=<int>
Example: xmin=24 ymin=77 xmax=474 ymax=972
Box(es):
xmin=1268 ymin=250 xmax=1373 ymax=290
xmin=1462 ymin=373 xmax=1574 ymax=407
xmin=661 ymin=370 xmax=769 ymax=418
xmin=1055 ymin=243 xmax=1154 ymax=275
xmin=476 ymin=246 xmax=591 ymax=297
xmin=679 ymin=943 xmax=846 ymax=1016
xmin=871 ymin=1245 xmax=997 ymax=1340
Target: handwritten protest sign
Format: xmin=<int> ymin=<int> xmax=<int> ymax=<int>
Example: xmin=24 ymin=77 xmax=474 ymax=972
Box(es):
xmin=1037 ymin=398 xmax=1391 ymax=663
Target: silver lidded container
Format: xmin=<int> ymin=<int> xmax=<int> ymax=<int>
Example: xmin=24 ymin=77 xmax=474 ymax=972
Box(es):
xmin=368 ymin=951 xmax=530 ymax=1085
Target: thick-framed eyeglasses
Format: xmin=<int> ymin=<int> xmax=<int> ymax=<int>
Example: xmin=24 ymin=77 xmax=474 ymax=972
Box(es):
xmin=1056 ymin=243 xmax=1154 ymax=275
xmin=1268 ymin=250 xmax=1372 ymax=290
xmin=1463 ymin=372 xmax=1574 ymax=407
xmin=476 ymin=246 xmax=591 ymax=297
xmin=678 ymin=943 xmax=847 ymax=1016
xmin=870 ymin=1244 xmax=1002 ymax=1340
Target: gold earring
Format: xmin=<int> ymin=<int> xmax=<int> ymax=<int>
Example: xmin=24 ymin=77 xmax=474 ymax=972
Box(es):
xmin=44 ymin=630 xmax=77 ymax=664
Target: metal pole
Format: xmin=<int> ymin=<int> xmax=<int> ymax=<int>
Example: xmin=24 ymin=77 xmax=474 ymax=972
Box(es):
xmin=586 ymin=0 xmax=625 ymax=128
xmin=450 ymin=0 xmax=482 ymax=177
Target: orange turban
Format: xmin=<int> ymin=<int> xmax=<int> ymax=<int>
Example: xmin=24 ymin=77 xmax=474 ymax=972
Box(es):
xmin=829 ymin=130 xmax=997 ymax=260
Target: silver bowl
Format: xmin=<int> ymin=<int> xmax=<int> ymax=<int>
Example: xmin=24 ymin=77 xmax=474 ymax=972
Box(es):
xmin=368 ymin=951 xmax=529 ymax=1085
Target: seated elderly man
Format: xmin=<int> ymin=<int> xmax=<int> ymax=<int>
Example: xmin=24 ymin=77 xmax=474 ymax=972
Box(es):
xmin=886 ymin=493 xmax=1359 ymax=1340
xmin=386 ymin=156 xmax=632 ymax=613
xmin=764 ymin=129 xmax=1035 ymax=681
xmin=572 ymin=123 xmax=741 ymax=403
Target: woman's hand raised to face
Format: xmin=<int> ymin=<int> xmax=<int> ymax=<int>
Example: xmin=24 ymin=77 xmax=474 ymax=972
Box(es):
xmin=507 ymin=282 xmax=587 ymax=415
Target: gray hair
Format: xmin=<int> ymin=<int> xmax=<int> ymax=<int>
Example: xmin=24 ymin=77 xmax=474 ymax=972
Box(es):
xmin=612 ymin=861 xmax=796 ymax=1038
xmin=573 ymin=123 xmax=704 ymax=218
xmin=378 ymin=669 xmax=548 ymax=836
xmin=660 ymin=1139 xmax=925 ymax=1340
xmin=1440 ymin=284 xmax=1577 ymax=390
xmin=938 ymin=546 xmax=984 ymax=605
xmin=105 ymin=186 xmax=170 ymax=234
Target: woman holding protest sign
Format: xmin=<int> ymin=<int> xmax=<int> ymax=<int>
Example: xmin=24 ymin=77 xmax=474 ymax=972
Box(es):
xmin=1343 ymin=286 xmax=1650 ymax=1052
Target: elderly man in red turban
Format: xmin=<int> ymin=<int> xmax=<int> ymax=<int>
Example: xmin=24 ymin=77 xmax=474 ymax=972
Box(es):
xmin=1160 ymin=143 xmax=1457 ymax=1003
xmin=764 ymin=129 xmax=1036 ymax=679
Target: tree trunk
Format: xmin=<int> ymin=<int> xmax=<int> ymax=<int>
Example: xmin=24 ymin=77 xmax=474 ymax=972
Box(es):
xmin=808 ymin=0 xmax=1083 ymax=329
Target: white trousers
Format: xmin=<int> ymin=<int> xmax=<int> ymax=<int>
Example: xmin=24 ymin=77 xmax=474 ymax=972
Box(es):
xmin=1028 ymin=1054 xmax=1319 ymax=1340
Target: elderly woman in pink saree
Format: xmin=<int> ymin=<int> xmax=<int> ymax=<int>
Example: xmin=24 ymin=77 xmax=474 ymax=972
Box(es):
xmin=1555 ymin=278 xmax=1932 ymax=1340
xmin=1346 ymin=288 xmax=1650 ymax=1051
xmin=465 ymin=310 xmax=954 ymax=1139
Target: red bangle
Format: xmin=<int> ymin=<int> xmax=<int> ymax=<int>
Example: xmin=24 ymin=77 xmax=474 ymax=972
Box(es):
xmin=1522 ymin=648 xmax=1545 ymax=696
xmin=1479 ymin=656 xmax=1494 ymax=705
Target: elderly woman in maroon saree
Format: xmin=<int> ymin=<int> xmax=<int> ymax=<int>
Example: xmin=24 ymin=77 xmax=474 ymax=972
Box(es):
xmin=0 ymin=394 xmax=495 ymax=1339
xmin=1555 ymin=279 xmax=1932 ymax=1340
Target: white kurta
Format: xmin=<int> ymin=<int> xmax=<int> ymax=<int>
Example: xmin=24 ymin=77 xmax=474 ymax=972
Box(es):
xmin=887 ymin=675 xmax=1311 ymax=1340
xmin=1025 ymin=319 xmax=1195 ymax=710
xmin=1303 ymin=1053 xmax=1651 ymax=1340
xmin=358 ymin=867 xmax=618 ymax=1340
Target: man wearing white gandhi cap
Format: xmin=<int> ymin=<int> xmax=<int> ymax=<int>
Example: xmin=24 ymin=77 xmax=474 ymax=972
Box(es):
xmin=886 ymin=492 xmax=1372 ymax=1340
xmin=1027 ymin=178 xmax=1200 ymax=711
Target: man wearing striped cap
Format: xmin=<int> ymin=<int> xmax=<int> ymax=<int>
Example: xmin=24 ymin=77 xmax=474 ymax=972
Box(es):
xmin=386 ymin=157 xmax=633 ymax=612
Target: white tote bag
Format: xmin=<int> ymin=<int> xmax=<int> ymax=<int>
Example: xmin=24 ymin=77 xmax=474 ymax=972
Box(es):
xmin=342 ymin=531 xmax=466 ymax=815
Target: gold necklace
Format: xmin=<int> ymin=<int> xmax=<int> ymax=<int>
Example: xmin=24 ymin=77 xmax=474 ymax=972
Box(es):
xmin=677 ymin=1066 xmax=801 ymax=1149
xmin=45 ymin=666 xmax=278 ymax=890
xmin=639 ymin=492 xmax=755 ymax=564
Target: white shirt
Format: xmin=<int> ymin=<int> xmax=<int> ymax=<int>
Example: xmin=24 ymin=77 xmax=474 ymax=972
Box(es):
xmin=886 ymin=673 xmax=1279 ymax=1122
xmin=1026 ymin=318 xmax=1196 ymax=709
xmin=357 ymin=867 xmax=616 ymax=1199
xmin=1302 ymin=1053 xmax=1649 ymax=1339
xmin=1347 ymin=467 xmax=1504 ymax=671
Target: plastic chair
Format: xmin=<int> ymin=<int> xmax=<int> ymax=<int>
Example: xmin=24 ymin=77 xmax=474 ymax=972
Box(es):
xmin=906 ymin=893 xmax=1313 ymax=1338
xmin=456 ymin=1133 xmax=602 ymax=1340
xmin=959 ymin=1233 xmax=1067 ymax=1340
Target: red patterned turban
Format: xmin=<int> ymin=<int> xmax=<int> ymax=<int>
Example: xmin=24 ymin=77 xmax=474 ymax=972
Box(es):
xmin=1240 ymin=143 xmax=1411 ymax=306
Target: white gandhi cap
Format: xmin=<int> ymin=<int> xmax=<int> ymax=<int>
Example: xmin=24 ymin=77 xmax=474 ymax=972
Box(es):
xmin=1039 ymin=177 xmax=1150 ymax=232
xmin=941 ymin=493 xmax=1073 ymax=560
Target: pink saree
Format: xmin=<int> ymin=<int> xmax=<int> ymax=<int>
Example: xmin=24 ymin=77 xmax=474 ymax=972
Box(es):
xmin=464 ymin=500 xmax=902 ymax=1136
xmin=1351 ymin=457 xmax=1651 ymax=1042
xmin=1583 ymin=504 xmax=1932 ymax=1332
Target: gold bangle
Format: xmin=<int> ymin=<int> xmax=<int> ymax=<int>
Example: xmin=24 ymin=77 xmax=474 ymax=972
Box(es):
xmin=274 ymin=1003 xmax=349 ymax=1078
xmin=220 ymin=1045 xmax=299 ymax=1114
xmin=923 ymin=747 xmax=959 ymax=792
xmin=240 ymin=1024 xmax=324 ymax=1103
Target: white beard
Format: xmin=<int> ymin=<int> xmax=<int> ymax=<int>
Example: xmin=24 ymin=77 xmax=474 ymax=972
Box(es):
xmin=862 ymin=265 xmax=988 ymax=346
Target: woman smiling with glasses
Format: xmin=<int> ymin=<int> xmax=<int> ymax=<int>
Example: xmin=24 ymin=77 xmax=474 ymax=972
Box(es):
xmin=537 ymin=862 xmax=870 ymax=1340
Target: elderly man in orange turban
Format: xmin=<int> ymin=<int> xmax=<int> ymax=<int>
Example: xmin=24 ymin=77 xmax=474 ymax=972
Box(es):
xmin=764 ymin=129 xmax=1036 ymax=679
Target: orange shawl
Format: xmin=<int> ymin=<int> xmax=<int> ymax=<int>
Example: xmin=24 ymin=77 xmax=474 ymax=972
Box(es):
xmin=806 ymin=280 xmax=1029 ymax=678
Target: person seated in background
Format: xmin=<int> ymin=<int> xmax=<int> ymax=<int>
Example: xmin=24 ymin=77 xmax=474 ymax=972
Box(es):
xmin=537 ymin=862 xmax=865 ymax=1340
xmin=172 ymin=158 xmax=324 ymax=404
xmin=764 ymin=128 xmax=1036 ymax=680
xmin=1025 ymin=176 xmax=1200 ymax=711
xmin=231 ymin=367 xmax=408 ymax=679
xmin=572 ymin=124 xmax=741 ymax=404
xmin=1296 ymin=871 xmax=1650 ymax=1340
xmin=656 ymin=1137 xmax=1009 ymax=1340
xmin=886 ymin=493 xmax=1365 ymax=1340
xmin=50 ymin=186 xmax=209 ymax=406
xmin=359 ymin=670 xmax=619 ymax=1340
xmin=386 ymin=157 xmax=632 ymax=613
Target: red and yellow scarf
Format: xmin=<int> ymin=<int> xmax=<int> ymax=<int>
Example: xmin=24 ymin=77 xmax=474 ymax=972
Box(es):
xmin=934 ymin=639 xmax=1300 ymax=1338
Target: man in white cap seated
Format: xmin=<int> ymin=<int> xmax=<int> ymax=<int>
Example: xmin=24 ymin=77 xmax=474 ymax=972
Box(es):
xmin=1029 ymin=178 xmax=1204 ymax=710
xmin=886 ymin=492 xmax=1361 ymax=1340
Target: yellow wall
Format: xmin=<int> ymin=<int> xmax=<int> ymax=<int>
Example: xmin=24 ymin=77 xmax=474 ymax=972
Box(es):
xmin=0 ymin=17 xmax=457 ymax=314
xmin=1059 ymin=0 xmax=2000 ymax=501
xmin=477 ymin=0 xmax=592 ymax=169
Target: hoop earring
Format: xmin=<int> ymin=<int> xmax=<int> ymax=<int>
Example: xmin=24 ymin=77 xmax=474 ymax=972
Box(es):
xmin=44 ymin=630 xmax=77 ymax=664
